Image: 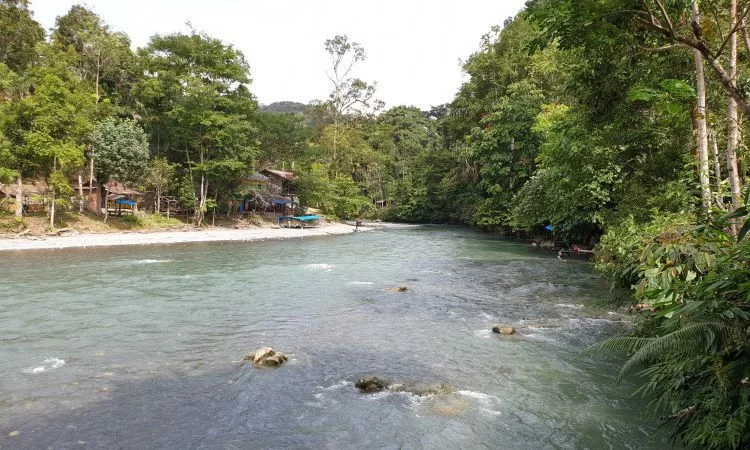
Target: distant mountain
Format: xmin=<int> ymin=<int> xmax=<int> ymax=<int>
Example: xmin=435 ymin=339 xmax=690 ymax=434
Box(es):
xmin=260 ymin=101 xmax=308 ymax=114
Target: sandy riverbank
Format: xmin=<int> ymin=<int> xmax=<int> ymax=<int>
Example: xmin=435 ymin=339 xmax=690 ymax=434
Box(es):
xmin=0 ymin=223 xmax=370 ymax=252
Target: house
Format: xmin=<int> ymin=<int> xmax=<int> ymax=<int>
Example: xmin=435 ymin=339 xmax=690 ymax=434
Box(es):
xmin=0 ymin=180 xmax=48 ymax=213
xmin=260 ymin=169 xmax=297 ymax=197
xmin=79 ymin=180 xmax=100 ymax=212
xmin=241 ymin=172 xmax=269 ymax=191
xmin=236 ymin=170 xmax=299 ymax=219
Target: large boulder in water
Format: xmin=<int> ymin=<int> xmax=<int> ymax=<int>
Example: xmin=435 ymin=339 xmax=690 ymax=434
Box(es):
xmin=245 ymin=347 xmax=288 ymax=367
xmin=492 ymin=325 xmax=516 ymax=335
xmin=355 ymin=376 xmax=389 ymax=392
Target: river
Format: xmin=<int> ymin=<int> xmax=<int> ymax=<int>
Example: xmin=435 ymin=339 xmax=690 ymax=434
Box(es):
xmin=0 ymin=226 xmax=671 ymax=449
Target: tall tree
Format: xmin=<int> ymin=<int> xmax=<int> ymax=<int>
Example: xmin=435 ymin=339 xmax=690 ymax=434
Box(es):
xmin=135 ymin=30 xmax=258 ymax=225
xmin=323 ymin=35 xmax=380 ymax=175
xmin=3 ymin=44 xmax=93 ymax=224
xmin=0 ymin=0 xmax=44 ymax=73
xmin=52 ymin=5 xmax=135 ymax=106
xmin=88 ymin=118 xmax=149 ymax=221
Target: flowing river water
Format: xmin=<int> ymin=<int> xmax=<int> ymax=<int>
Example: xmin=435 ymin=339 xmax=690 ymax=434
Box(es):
xmin=0 ymin=226 xmax=672 ymax=449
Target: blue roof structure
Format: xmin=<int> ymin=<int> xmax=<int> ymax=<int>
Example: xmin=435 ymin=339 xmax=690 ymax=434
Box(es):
xmin=278 ymin=215 xmax=321 ymax=222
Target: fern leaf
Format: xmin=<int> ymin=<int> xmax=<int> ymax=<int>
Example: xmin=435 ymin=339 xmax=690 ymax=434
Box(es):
xmin=581 ymin=336 xmax=652 ymax=357
xmin=618 ymin=322 xmax=737 ymax=381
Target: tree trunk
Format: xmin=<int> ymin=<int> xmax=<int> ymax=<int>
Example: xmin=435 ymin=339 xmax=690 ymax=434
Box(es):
xmin=49 ymin=157 xmax=56 ymax=229
xmin=49 ymin=190 xmax=55 ymax=228
xmin=14 ymin=173 xmax=23 ymax=218
xmin=78 ymin=174 xmax=84 ymax=213
xmin=95 ymin=48 xmax=101 ymax=103
xmin=88 ymin=156 xmax=97 ymax=214
xmin=726 ymin=0 xmax=743 ymax=235
xmin=691 ymin=3 xmax=712 ymax=215
xmin=156 ymin=186 xmax=161 ymax=214
xmin=103 ymin=187 xmax=110 ymax=223
xmin=195 ymin=174 xmax=207 ymax=226
xmin=710 ymin=129 xmax=723 ymax=206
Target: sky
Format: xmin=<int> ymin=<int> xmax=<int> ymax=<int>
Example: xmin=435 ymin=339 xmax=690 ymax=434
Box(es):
xmin=30 ymin=0 xmax=526 ymax=110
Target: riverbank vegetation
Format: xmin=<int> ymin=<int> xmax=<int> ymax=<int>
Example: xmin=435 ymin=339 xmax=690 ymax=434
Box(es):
xmin=1 ymin=0 xmax=749 ymax=447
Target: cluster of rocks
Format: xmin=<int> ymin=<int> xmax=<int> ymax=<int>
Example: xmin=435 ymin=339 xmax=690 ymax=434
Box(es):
xmin=245 ymin=347 xmax=288 ymax=367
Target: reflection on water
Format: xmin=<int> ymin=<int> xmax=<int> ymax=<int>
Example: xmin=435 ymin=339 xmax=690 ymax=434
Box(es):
xmin=0 ymin=227 xmax=671 ymax=449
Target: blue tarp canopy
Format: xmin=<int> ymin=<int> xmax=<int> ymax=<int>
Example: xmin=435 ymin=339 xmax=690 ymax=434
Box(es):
xmin=115 ymin=199 xmax=137 ymax=206
xmin=278 ymin=215 xmax=321 ymax=222
xmin=271 ymin=199 xmax=292 ymax=205
xmin=544 ymin=225 xmax=554 ymax=231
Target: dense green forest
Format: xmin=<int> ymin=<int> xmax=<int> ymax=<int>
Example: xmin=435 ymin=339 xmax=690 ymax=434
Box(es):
xmin=1 ymin=0 xmax=750 ymax=447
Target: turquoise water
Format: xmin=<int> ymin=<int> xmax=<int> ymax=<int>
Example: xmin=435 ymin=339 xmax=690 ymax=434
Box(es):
xmin=0 ymin=227 xmax=671 ymax=449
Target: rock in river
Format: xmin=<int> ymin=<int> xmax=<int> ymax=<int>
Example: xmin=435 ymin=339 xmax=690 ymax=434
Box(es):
xmin=355 ymin=376 xmax=389 ymax=392
xmin=355 ymin=376 xmax=455 ymax=396
xmin=385 ymin=286 xmax=409 ymax=293
xmin=492 ymin=325 xmax=516 ymax=335
xmin=245 ymin=347 xmax=288 ymax=367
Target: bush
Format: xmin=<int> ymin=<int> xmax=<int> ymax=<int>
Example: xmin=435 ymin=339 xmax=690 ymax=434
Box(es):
xmin=590 ymin=211 xmax=750 ymax=449
xmin=0 ymin=216 xmax=26 ymax=232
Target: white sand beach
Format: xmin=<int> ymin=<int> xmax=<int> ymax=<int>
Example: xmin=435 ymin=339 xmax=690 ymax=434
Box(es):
xmin=0 ymin=223 xmax=369 ymax=252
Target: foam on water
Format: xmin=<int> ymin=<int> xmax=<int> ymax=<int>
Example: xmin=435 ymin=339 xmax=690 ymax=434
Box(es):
xmin=131 ymin=259 xmax=173 ymax=265
xmin=23 ymin=358 xmax=65 ymax=374
xmin=304 ymin=263 xmax=335 ymax=272
xmin=458 ymin=390 xmax=502 ymax=404
xmin=347 ymin=281 xmax=374 ymax=285
xmin=319 ymin=380 xmax=353 ymax=391
xmin=556 ymin=303 xmax=584 ymax=309
xmin=473 ymin=329 xmax=492 ymax=339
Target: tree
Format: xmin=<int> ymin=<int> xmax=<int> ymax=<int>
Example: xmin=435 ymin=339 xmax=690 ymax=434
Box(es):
xmin=323 ymin=35 xmax=381 ymax=174
xmin=0 ymin=0 xmax=44 ymax=73
xmin=529 ymin=0 xmax=745 ymax=222
xmin=89 ymin=118 xmax=149 ymax=221
xmin=135 ymin=29 xmax=259 ymax=226
xmin=254 ymin=111 xmax=312 ymax=168
xmin=144 ymin=156 xmax=175 ymax=214
xmin=691 ymin=0 xmax=711 ymax=215
xmin=2 ymin=44 xmax=92 ymax=224
xmin=52 ymin=5 xmax=136 ymax=105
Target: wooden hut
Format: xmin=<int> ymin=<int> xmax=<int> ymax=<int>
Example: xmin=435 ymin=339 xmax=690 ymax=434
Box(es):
xmin=260 ymin=169 xmax=298 ymax=197
xmin=103 ymin=181 xmax=144 ymax=216
xmin=237 ymin=170 xmax=300 ymax=219
xmin=0 ymin=180 xmax=48 ymax=213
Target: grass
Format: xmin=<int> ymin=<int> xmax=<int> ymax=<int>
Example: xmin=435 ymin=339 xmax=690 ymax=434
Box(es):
xmin=120 ymin=213 xmax=186 ymax=230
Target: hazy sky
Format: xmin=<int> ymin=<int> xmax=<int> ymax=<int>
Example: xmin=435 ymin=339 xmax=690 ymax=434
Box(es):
xmin=30 ymin=0 xmax=526 ymax=109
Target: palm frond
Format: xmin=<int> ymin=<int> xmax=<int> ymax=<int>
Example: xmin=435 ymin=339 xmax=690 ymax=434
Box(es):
xmin=619 ymin=322 xmax=738 ymax=381
xmin=581 ymin=336 xmax=653 ymax=357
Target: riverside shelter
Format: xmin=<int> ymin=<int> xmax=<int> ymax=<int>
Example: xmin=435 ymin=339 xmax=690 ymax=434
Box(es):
xmin=278 ymin=215 xmax=323 ymax=228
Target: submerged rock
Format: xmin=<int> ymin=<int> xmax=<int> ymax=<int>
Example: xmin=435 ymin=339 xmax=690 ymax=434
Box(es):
xmin=430 ymin=394 xmax=470 ymax=416
xmin=395 ymin=381 xmax=456 ymax=396
xmin=245 ymin=347 xmax=288 ymax=368
xmin=385 ymin=286 xmax=409 ymax=293
xmin=355 ymin=376 xmax=455 ymax=396
xmin=492 ymin=326 xmax=516 ymax=335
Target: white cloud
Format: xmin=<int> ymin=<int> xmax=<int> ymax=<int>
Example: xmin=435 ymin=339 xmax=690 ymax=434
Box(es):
xmin=31 ymin=0 xmax=525 ymax=109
